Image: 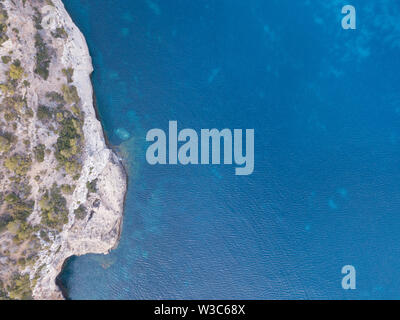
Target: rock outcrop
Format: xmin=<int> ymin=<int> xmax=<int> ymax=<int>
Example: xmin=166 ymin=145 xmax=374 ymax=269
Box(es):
xmin=0 ymin=0 xmax=126 ymax=300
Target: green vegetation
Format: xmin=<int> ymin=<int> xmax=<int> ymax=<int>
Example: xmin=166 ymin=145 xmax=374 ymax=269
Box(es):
xmin=0 ymin=4 xmax=9 ymax=46
xmin=3 ymin=95 xmax=26 ymax=112
xmin=0 ymin=214 xmax=13 ymax=233
xmin=0 ymin=60 xmax=26 ymax=112
xmin=17 ymin=258 xmax=26 ymax=267
xmin=0 ymin=23 xmax=8 ymax=46
xmin=8 ymin=220 xmax=34 ymax=243
xmin=56 ymin=111 xmax=64 ymax=122
xmin=74 ymin=204 xmax=87 ymax=220
xmin=34 ymin=33 xmax=50 ymax=80
xmin=7 ymin=274 xmax=32 ymax=300
xmin=52 ymin=27 xmax=68 ymax=39
xmin=4 ymin=193 xmax=33 ymax=221
xmin=0 ymin=132 xmax=16 ymax=153
xmin=62 ymin=68 xmax=74 ymax=83
xmin=25 ymin=107 xmax=33 ymax=118
xmin=43 ymin=87 xmax=84 ymax=177
xmin=86 ymin=179 xmax=98 ymax=194
xmin=46 ymin=91 xmax=65 ymax=105
xmin=0 ymin=0 xmax=88 ymax=299
xmin=1 ymin=55 xmax=10 ymax=64
xmin=61 ymin=84 xmax=80 ymax=105
xmin=7 ymin=60 xmax=24 ymax=80
xmin=2 ymin=191 xmax=35 ymax=245
xmin=0 ymin=63 xmax=26 ymax=126
xmin=71 ymin=105 xmax=81 ymax=117
xmin=33 ymin=8 xmax=42 ymax=30
xmin=4 ymin=154 xmax=32 ymax=176
xmin=33 ymin=144 xmax=45 ymax=162
xmin=0 ymin=136 xmax=11 ymax=152
xmin=0 ymin=82 xmax=15 ymax=96
xmin=4 ymin=112 xmax=16 ymax=122
xmin=39 ymin=184 xmax=68 ymax=230
xmin=54 ymin=109 xmax=83 ymax=176
xmin=23 ymin=139 xmax=30 ymax=148
xmin=39 ymin=229 xmax=50 ymax=242
xmin=0 ymin=279 xmax=7 ymax=300
xmin=11 ymin=181 xmax=32 ymax=201
xmin=61 ymin=184 xmax=75 ymax=195
xmin=37 ymin=105 xmax=52 ymax=121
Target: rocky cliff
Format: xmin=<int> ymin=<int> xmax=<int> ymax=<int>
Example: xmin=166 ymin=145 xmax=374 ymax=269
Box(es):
xmin=0 ymin=0 xmax=126 ymax=300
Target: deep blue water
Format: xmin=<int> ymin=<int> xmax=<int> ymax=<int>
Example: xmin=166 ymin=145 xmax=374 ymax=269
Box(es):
xmin=59 ymin=0 xmax=400 ymax=299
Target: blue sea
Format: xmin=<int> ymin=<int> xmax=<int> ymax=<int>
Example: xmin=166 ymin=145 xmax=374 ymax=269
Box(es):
xmin=59 ymin=0 xmax=400 ymax=299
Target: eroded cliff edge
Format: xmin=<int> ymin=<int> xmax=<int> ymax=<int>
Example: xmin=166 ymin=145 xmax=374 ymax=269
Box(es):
xmin=0 ymin=0 xmax=127 ymax=299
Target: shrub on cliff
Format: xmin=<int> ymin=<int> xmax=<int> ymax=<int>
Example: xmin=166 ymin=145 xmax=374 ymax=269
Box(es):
xmin=0 ymin=23 xmax=8 ymax=46
xmin=62 ymin=67 xmax=74 ymax=83
xmin=0 ymin=82 xmax=14 ymax=96
xmin=65 ymin=160 xmax=82 ymax=176
xmin=39 ymin=185 xmax=68 ymax=230
xmin=4 ymin=193 xmax=33 ymax=221
xmin=0 ymin=4 xmax=8 ymax=46
xmin=0 ymin=214 xmax=13 ymax=233
xmin=4 ymin=111 xmax=17 ymax=122
xmin=33 ymin=144 xmax=45 ymax=162
xmin=74 ymin=204 xmax=87 ymax=220
xmin=54 ymin=113 xmax=83 ymax=176
xmin=0 ymin=4 xmax=8 ymax=24
xmin=7 ymin=274 xmax=32 ymax=300
xmin=0 ymin=132 xmax=15 ymax=153
xmin=86 ymin=179 xmax=98 ymax=194
xmin=46 ymin=91 xmax=65 ymax=105
xmin=7 ymin=61 xmax=24 ymax=80
xmin=61 ymin=84 xmax=80 ymax=105
xmin=4 ymin=154 xmax=32 ymax=176
xmin=37 ymin=105 xmax=52 ymax=121
xmin=61 ymin=184 xmax=75 ymax=195
xmin=1 ymin=55 xmax=10 ymax=64
xmin=9 ymin=220 xmax=34 ymax=243
xmin=0 ymin=136 xmax=11 ymax=153
xmin=3 ymin=95 xmax=26 ymax=114
xmin=33 ymin=8 xmax=42 ymax=30
xmin=52 ymin=27 xmax=68 ymax=39
xmin=39 ymin=229 xmax=50 ymax=242
xmin=34 ymin=33 xmax=50 ymax=80
xmin=0 ymin=279 xmax=7 ymax=299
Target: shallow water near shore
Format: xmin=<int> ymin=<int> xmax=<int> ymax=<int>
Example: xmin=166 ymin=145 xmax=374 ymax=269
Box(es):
xmin=60 ymin=0 xmax=400 ymax=299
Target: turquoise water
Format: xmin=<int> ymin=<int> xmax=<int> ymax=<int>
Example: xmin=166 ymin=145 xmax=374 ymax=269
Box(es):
xmin=60 ymin=0 xmax=400 ymax=299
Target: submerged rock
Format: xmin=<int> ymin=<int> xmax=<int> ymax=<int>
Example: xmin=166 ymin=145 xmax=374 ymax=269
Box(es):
xmin=115 ymin=127 xmax=131 ymax=141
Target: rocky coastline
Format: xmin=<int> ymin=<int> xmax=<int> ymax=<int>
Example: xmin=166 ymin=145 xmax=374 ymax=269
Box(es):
xmin=0 ymin=0 xmax=126 ymax=300
xmin=32 ymin=0 xmax=127 ymax=300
